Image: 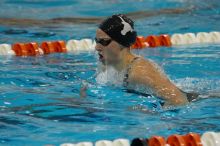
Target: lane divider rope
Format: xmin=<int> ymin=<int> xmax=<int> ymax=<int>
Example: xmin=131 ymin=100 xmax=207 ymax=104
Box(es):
xmin=59 ymin=131 xmax=220 ymax=146
xmin=0 ymin=31 xmax=220 ymax=57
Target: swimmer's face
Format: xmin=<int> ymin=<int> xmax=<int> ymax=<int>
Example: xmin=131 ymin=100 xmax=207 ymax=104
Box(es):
xmin=95 ymin=29 xmax=123 ymax=65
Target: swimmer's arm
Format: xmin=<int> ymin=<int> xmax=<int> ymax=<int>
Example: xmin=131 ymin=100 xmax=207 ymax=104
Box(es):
xmin=80 ymin=85 xmax=87 ymax=98
xmin=129 ymin=61 xmax=188 ymax=105
xmin=80 ymin=81 xmax=88 ymax=98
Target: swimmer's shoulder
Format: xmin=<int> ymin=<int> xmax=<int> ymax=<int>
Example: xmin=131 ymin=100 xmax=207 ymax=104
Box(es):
xmin=127 ymin=57 xmax=156 ymax=82
xmin=130 ymin=56 xmax=158 ymax=73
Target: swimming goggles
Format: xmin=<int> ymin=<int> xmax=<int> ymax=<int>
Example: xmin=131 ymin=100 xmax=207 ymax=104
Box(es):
xmin=95 ymin=37 xmax=112 ymax=46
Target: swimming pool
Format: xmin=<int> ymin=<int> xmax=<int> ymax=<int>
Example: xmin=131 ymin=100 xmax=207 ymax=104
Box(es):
xmin=0 ymin=0 xmax=220 ymax=145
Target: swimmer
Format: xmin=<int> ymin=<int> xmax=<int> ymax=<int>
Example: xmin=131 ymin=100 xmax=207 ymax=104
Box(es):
xmin=95 ymin=14 xmax=198 ymax=106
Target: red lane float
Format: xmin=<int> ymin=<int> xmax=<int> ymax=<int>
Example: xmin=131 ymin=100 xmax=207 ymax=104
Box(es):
xmin=167 ymin=134 xmax=186 ymax=146
xmin=132 ymin=36 xmax=148 ymax=49
xmin=12 ymin=42 xmax=40 ymax=56
xmin=183 ymin=133 xmax=202 ymax=146
xmin=145 ymin=35 xmax=161 ymax=48
xmin=131 ymin=34 xmax=172 ymax=49
xmin=147 ymin=133 xmax=202 ymax=146
xmin=12 ymin=43 xmax=26 ymax=56
xmin=148 ymin=136 xmax=166 ymax=146
xmin=158 ymin=34 xmax=172 ymax=47
xmin=53 ymin=41 xmax=67 ymax=53
xmin=41 ymin=41 xmax=55 ymax=54
xmin=25 ymin=42 xmax=40 ymax=56
xmin=12 ymin=41 xmax=67 ymax=56
xmin=41 ymin=41 xmax=67 ymax=54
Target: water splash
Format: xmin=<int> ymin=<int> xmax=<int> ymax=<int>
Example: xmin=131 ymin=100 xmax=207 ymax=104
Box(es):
xmin=96 ymin=65 xmax=126 ymax=86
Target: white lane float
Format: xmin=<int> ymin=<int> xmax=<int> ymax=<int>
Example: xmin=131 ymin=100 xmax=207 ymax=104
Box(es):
xmin=66 ymin=39 xmax=95 ymax=53
xmin=60 ymin=143 xmax=75 ymax=146
xmin=0 ymin=44 xmax=15 ymax=56
xmin=171 ymin=33 xmax=185 ymax=45
xmin=66 ymin=39 xmax=81 ymax=52
xmin=201 ymin=131 xmax=220 ymax=146
xmin=196 ymin=32 xmax=212 ymax=43
xmin=76 ymin=142 xmax=93 ymax=146
xmin=95 ymin=140 xmax=113 ymax=146
xmin=171 ymin=31 xmax=220 ymax=46
xmin=112 ymin=139 xmax=130 ymax=146
xmin=209 ymin=31 xmax=220 ymax=43
xmin=183 ymin=33 xmax=198 ymax=44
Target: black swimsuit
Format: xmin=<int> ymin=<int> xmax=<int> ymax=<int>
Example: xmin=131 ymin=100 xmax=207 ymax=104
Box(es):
xmin=123 ymin=57 xmax=199 ymax=103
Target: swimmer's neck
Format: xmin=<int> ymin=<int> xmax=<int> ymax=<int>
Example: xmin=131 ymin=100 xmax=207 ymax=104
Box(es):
xmin=112 ymin=48 xmax=136 ymax=72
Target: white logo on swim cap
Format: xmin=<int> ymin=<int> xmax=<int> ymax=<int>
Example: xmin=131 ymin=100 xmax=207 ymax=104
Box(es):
xmin=118 ymin=16 xmax=133 ymax=36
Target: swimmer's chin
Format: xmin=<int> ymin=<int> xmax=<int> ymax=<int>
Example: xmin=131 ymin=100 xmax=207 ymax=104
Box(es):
xmin=98 ymin=58 xmax=107 ymax=65
xmin=99 ymin=58 xmax=105 ymax=64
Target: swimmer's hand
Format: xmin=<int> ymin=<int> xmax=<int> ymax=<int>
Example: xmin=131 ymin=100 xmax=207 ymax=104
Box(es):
xmin=80 ymin=81 xmax=88 ymax=98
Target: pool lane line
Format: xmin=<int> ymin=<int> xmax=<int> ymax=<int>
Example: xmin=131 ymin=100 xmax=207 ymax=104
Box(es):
xmin=59 ymin=132 xmax=220 ymax=146
xmin=0 ymin=31 xmax=220 ymax=56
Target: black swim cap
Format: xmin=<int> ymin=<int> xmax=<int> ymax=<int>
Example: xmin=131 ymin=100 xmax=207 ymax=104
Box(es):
xmin=99 ymin=14 xmax=137 ymax=47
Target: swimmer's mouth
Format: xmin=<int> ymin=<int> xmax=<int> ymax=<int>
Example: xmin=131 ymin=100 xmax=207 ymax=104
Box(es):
xmin=98 ymin=53 xmax=104 ymax=62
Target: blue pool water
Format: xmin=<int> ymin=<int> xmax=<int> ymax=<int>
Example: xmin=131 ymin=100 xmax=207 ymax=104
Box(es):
xmin=0 ymin=0 xmax=220 ymax=146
